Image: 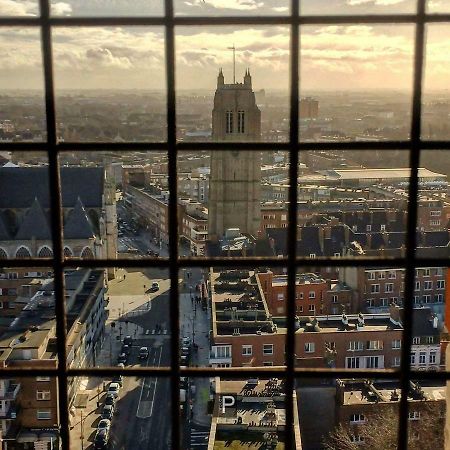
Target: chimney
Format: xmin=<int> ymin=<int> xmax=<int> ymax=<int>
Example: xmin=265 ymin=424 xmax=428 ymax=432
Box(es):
xmin=432 ymin=314 xmax=439 ymax=329
xmin=389 ymin=303 xmax=402 ymax=326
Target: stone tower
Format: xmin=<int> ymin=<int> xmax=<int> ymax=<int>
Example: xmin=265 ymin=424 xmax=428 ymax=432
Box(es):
xmin=208 ymin=69 xmax=261 ymax=241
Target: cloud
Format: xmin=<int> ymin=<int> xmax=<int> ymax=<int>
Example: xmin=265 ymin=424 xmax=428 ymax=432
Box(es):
xmin=346 ymin=0 xmax=405 ymax=5
xmin=0 ymin=0 xmax=37 ymax=15
xmin=52 ymin=2 xmax=72 ymax=16
xmin=186 ymin=0 xmax=264 ymax=10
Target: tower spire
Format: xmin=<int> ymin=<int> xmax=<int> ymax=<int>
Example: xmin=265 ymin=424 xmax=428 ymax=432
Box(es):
xmin=227 ymin=44 xmax=236 ymax=84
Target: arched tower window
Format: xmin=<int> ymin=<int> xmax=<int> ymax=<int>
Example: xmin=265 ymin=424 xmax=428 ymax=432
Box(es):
xmin=63 ymin=247 xmax=73 ymax=258
xmin=238 ymin=110 xmax=245 ymax=133
xmin=38 ymin=246 xmax=53 ymax=258
xmin=15 ymin=246 xmax=31 ymax=258
xmin=80 ymin=247 xmax=94 ymax=259
xmin=0 ymin=248 xmax=8 ymax=259
xmin=226 ymin=111 xmax=233 ymax=134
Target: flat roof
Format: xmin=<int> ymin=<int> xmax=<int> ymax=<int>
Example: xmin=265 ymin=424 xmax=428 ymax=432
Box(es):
xmin=333 ymin=168 xmax=446 ymax=180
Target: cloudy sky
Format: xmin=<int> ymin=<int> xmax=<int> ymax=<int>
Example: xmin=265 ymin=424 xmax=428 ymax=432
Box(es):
xmin=0 ymin=0 xmax=448 ymax=91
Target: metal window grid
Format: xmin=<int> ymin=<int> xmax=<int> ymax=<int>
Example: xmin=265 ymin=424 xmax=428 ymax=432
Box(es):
xmin=0 ymin=0 xmax=449 ymax=449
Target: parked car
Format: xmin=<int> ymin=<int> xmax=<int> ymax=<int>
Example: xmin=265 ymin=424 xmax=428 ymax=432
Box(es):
xmin=94 ymin=429 xmax=109 ymax=449
xmin=150 ymin=282 xmax=159 ymax=292
xmin=117 ymin=353 xmax=127 ymax=365
xmin=107 ymin=382 xmax=120 ymax=398
xmin=181 ymin=336 xmax=190 ymax=347
xmin=97 ymin=419 xmax=111 ymax=432
xmin=139 ymin=347 xmax=149 ymax=360
xmin=102 ymin=404 xmax=114 ymax=420
xmin=121 ymin=344 xmax=131 ymax=356
xmin=112 ymin=375 xmax=123 ymax=387
xmin=181 ymin=346 xmax=190 ymax=357
xmin=123 ymin=336 xmax=133 ymax=346
xmin=104 ymin=393 xmax=115 ymax=406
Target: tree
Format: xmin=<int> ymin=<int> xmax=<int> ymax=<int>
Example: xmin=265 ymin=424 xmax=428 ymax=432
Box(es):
xmin=323 ymin=403 xmax=444 ymax=450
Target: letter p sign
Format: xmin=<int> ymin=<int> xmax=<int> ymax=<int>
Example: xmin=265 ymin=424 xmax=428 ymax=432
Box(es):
xmin=221 ymin=395 xmax=235 ymax=414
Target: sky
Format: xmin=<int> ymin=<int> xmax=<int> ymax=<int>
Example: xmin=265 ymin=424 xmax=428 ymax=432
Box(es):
xmin=0 ymin=0 xmax=448 ymax=91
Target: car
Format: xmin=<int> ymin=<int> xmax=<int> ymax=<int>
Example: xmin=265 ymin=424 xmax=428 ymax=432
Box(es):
xmin=149 ymin=282 xmax=159 ymax=292
xmin=138 ymin=347 xmax=149 ymax=360
xmin=181 ymin=346 xmax=190 ymax=357
xmin=94 ymin=429 xmax=109 ymax=449
xmin=121 ymin=344 xmax=131 ymax=356
xmin=181 ymin=337 xmax=190 ymax=347
xmin=102 ymin=404 xmax=114 ymax=420
xmin=104 ymin=393 xmax=115 ymax=406
xmin=123 ymin=336 xmax=133 ymax=346
xmin=117 ymin=353 xmax=127 ymax=365
xmin=117 ymin=363 xmax=125 ymax=369
xmin=112 ymin=375 xmax=123 ymax=387
xmin=107 ymin=382 xmax=120 ymax=398
xmin=180 ymin=355 xmax=189 ymax=366
xmin=97 ymin=419 xmax=111 ymax=432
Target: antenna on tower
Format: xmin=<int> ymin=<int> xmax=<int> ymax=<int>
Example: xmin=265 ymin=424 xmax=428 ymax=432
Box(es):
xmin=227 ymin=43 xmax=236 ymax=84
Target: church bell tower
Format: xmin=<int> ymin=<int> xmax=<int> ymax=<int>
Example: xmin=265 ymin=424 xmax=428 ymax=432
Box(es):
xmin=208 ymin=68 xmax=262 ymax=241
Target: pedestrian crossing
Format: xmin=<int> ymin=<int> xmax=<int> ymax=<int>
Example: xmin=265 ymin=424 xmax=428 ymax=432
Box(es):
xmin=190 ymin=429 xmax=209 ymax=448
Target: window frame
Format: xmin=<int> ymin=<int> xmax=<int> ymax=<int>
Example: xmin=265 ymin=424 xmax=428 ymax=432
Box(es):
xmin=0 ymin=2 xmax=447 ymax=450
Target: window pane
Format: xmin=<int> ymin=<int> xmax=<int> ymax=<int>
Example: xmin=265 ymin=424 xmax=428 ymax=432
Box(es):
xmin=295 ymin=267 xmax=405 ymax=371
xmin=0 ymin=28 xmax=46 ymax=142
xmin=299 ymin=25 xmax=414 ymax=142
xmin=297 ymin=150 xmax=410 ymax=259
xmin=201 ymin=266 xmax=286 ymax=368
xmin=69 ymin=375 xmax=171 ymax=448
xmin=410 ymin=266 xmax=447 ymax=371
xmin=178 ymin=150 xmax=288 ymax=259
xmin=0 ymin=153 xmax=52 ymax=259
xmin=52 ymin=27 xmax=166 ymax=142
xmin=422 ymin=24 xmax=450 ymax=141
xmin=300 ymin=377 xmax=400 ymax=450
xmin=0 ymin=1 xmax=39 ymax=15
xmin=184 ymin=377 xmax=287 ymax=448
xmin=60 ymin=150 xmax=169 ymax=260
xmin=416 ymin=150 xmax=449 ymax=261
xmin=300 ymin=0 xmax=416 ymax=15
xmin=175 ymin=0 xmax=290 ymax=16
xmin=50 ymin=0 xmax=164 ymax=16
xmin=427 ymin=0 xmax=450 ymax=13
xmin=66 ymin=267 xmax=170 ymax=369
xmin=176 ymin=25 xmax=289 ymax=143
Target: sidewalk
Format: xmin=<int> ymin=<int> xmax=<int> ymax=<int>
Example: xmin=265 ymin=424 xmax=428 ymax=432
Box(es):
xmin=179 ymin=268 xmax=213 ymax=428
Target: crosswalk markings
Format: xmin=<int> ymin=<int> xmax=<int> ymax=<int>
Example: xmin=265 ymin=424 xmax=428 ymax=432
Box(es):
xmin=190 ymin=430 xmax=209 ymax=448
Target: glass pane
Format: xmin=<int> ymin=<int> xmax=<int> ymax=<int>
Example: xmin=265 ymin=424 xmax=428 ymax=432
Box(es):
xmin=300 ymin=25 xmax=414 ymax=142
xmin=409 ymin=266 xmax=446 ymax=371
xmin=69 ymin=375 xmax=172 ymax=449
xmin=297 ymin=150 xmax=410 ymax=259
xmin=427 ymin=0 xmax=450 ymax=13
xmin=201 ymin=267 xmax=287 ymax=369
xmin=178 ymin=150 xmax=289 ymax=258
xmin=66 ymin=267 xmax=170 ymax=368
xmin=175 ymin=0 xmax=290 ymax=16
xmin=176 ymin=26 xmax=289 ymax=143
xmin=304 ymin=378 xmax=400 ymax=450
xmin=0 ymin=1 xmax=39 ymax=15
xmin=416 ymin=150 xmax=449 ymax=261
xmin=0 ymin=153 xmax=52 ymax=259
xmin=0 ymin=28 xmax=46 ymax=141
xmin=406 ymin=380 xmax=445 ymax=448
xmin=51 ymin=0 xmax=164 ymax=16
xmin=300 ymin=0 xmax=416 ymax=15
xmin=183 ymin=377 xmax=287 ymax=448
xmin=52 ymin=27 xmax=166 ymax=142
xmin=422 ymin=24 xmax=450 ymax=140
xmin=295 ymin=267 xmax=405 ymax=371
xmin=60 ymin=150 xmax=168 ymax=260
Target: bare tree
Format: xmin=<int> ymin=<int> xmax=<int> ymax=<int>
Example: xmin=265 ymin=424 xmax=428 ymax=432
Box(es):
xmin=323 ymin=404 xmax=444 ymax=450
